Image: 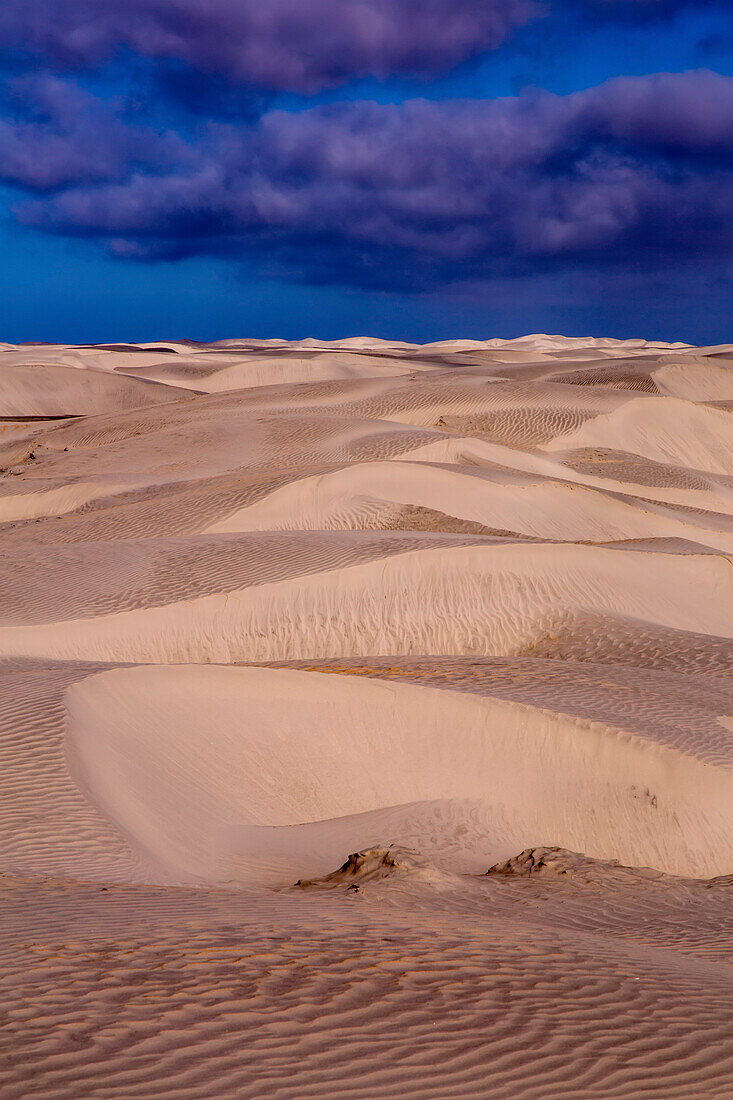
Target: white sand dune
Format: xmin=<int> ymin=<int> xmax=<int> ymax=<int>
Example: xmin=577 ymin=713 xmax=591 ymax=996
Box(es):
xmin=654 ymin=357 xmax=733 ymax=401
xmin=545 ymin=394 xmax=733 ymax=475
xmin=0 ymin=358 xmax=193 ymax=416
xmin=64 ymin=664 xmax=733 ymax=884
xmin=1 ymin=334 xmax=733 ymax=1099
xmin=117 ymin=350 xmax=430 ymax=391
xmin=3 ymin=538 xmax=733 ymax=664
xmin=203 ymin=458 xmax=733 ymax=549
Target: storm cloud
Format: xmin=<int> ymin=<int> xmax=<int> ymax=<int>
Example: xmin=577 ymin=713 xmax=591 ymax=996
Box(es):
xmin=0 ymin=0 xmax=725 ymax=93
xmin=0 ymin=0 xmax=538 ymax=91
xmin=5 ymin=70 xmax=732 ymax=290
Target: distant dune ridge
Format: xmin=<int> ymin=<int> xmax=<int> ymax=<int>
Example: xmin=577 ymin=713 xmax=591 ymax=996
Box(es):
xmin=1 ymin=333 xmax=733 ymax=1098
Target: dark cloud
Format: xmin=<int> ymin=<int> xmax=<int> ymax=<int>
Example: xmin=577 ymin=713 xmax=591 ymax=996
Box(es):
xmin=0 ymin=0 xmax=538 ymax=92
xmin=572 ymin=0 xmax=724 ymax=22
xmin=0 ymin=74 xmax=185 ymax=190
xmin=697 ymin=32 xmax=733 ymax=59
xmin=0 ymin=1 xmax=726 ymax=102
xmin=565 ymin=0 xmax=721 ymax=24
xmin=9 ymin=70 xmax=733 ymax=291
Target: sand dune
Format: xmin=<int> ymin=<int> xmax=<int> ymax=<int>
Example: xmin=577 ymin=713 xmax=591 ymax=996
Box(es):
xmin=0 ymin=358 xmax=194 ymax=416
xmin=4 ymin=538 xmax=733 ymax=664
xmin=117 ymin=350 xmax=429 ymax=391
xmin=203 ymin=458 xmax=733 ymax=549
xmin=64 ymin=664 xmax=733 ymax=884
xmin=1 ymin=334 xmax=732 ymax=1098
xmin=546 ymin=394 xmax=733 ymax=475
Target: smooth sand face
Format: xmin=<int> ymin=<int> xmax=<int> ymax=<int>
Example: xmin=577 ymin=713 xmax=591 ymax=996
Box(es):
xmin=1 ymin=333 xmax=733 ymax=1098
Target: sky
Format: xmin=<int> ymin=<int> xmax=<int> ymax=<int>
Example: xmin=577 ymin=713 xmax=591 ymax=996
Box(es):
xmin=1 ymin=0 xmax=732 ymax=344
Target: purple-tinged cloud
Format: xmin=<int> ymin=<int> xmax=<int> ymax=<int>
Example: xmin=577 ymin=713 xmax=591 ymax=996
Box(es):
xmin=0 ymin=74 xmax=185 ymax=190
xmin=10 ymin=70 xmax=733 ymax=290
xmin=0 ymin=0 xmax=725 ymax=99
xmin=0 ymin=0 xmax=538 ymax=92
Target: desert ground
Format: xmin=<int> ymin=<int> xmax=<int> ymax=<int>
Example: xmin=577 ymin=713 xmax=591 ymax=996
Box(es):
xmin=1 ymin=333 xmax=733 ymax=1098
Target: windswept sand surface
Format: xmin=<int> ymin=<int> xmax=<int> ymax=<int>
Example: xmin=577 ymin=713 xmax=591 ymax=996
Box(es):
xmin=1 ymin=333 xmax=733 ymax=1098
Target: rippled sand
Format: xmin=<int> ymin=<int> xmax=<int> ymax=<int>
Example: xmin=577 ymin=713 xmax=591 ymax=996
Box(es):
xmin=1 ymin=333 xmax=732 ymax=1098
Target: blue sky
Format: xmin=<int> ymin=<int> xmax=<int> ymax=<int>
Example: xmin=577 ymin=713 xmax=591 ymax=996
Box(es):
xmin=1 ymin=0 xmax=732 ymax=344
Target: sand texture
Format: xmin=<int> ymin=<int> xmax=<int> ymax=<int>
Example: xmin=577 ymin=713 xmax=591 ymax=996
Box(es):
xmin=1 ymin=333 xmax=732 ymax=1098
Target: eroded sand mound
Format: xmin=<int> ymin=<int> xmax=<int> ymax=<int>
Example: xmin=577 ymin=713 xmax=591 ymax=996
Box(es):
xmin=294 ymin=845 xmax=452 ymax=891
xmin=1 ymin=333 xmax=732 ymax=1099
